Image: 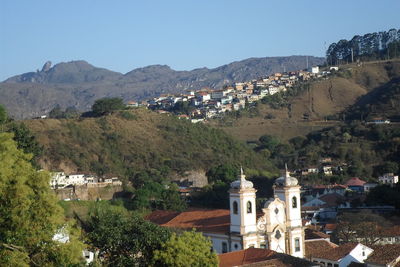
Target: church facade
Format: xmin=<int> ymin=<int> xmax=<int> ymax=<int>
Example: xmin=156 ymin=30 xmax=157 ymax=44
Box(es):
xmin=210 ymin=168 xmax=305 ymax=258
xmin=146 ymin=167 xmax=305 ymax=258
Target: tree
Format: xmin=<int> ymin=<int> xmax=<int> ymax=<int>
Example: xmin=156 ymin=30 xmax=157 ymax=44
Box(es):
xmin=8 ymin=122 xmax=43 ymax=165
xmin=92 ymin=97 xmax=125 ymax=116
xmin=332 ymin=211 xmax=392 ymax=245
xmin=152 ymin=230 xmax=218 ymax=267
xmin=0 ymin=104 xmax=7 ymax=126
xmin=0 ymin=133 xmax=84 ymax=266
xmin=86 ymin=203 xmax=171 ymax=266
xmin=206 ymin=164 xmax=238 ymax=184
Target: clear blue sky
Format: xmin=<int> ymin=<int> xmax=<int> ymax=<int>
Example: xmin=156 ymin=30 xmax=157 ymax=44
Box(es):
xmin=1 ymin=0 xmax=399 ymax=80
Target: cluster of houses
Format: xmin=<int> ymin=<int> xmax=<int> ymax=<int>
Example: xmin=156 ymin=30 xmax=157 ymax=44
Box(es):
xmin=49 ymin=172 xmax=122 ymax=189
xmin=127 ymin=67 xmax=331 ymax=123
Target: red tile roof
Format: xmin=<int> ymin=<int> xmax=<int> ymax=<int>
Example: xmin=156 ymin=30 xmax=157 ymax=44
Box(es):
xmin=304 ymin=228 xmax=330 ymax=240
xmin=365 ymin=244 xmax=400 ymax=265
xmin=146 ymin=208 xmax=231 ymax=234
xmin=345 ymin=177 xmax=367 ymax=186
xmin=304 ymin=240 xmax=338 ymax=259
xmin=318 ymin=193 xmax=345 ymax=207
xmin=306 ymin=242 xmax=358 ymax=261
xmin=219 ymin=248 xmax=315 ymax=267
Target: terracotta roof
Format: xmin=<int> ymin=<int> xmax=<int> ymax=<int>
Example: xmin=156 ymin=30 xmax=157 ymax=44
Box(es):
xmin=304 ymin=240 xmax=338 ymax=258
xmin=324 ymin=223 xmax=337 ymax=231
xmin=381 ymin=225 xmax=400 ymax=237
xmin=345 ymin=177 xmax=366 ymax=186
xmin=318 ymin=193 xmax=345 ymax=207
xmin=304 ymin=228 xmax=330 ymax=240
xmin=365 ymin=244 xmax=400 ymax=265
xmin=306 ymin=242 xmax=358 ymax=261
xmin=146 ymin=208 xmax=231 ymax=234
xmin=219 ymin=248 xmax=315 ymax=267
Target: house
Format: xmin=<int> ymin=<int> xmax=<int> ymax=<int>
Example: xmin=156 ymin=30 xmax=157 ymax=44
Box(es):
xmin=126 ymin=101 xmax=139 ymax=108
xmin=378 ymin=173 xmax=399 ymax=186
xmin=364 ymin=244 xmax=400 ymax=267
xmin=305 ymin=242 xmax=374 ymax=267
xmin=218 ymin=248 xmax=317 ymax=267
xmin=322 ymin=166 xmax=333 ymax=176
xmin=147 ymin=168 xmax=305 ymax=258
xmin=345 ymin=178 xmax=367 ymax=192
xmin=311 ymin=66 xmax=320 ymax=74
xmin=364 ymin=183 xmax=378 ymax=192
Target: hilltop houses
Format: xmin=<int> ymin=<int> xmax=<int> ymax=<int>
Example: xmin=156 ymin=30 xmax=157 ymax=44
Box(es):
xmin=141 ymin=68 xmax=324 ymax=122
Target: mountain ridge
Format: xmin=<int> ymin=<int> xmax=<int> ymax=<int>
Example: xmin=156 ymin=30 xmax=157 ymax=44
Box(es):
xmin=0 ymin=56 xmax=324 ymax=119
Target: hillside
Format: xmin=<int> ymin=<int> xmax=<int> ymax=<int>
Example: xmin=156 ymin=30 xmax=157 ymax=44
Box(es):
xmin=0 ymin=56 xmax=324 ymax=119
xmin=24 ymin=109 xmax=277 ymax=180
xmin=212 ymin=59 xmax=400 ymax=142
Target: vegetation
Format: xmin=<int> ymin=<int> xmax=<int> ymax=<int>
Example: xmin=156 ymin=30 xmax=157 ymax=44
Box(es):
xmin=326 ymin=28 xmax=400 ymax=65
xmin=0 ymin=133 xmax=84 ymax=266
xmin=153 ymin=230 xmax=218 ymax=267
xmin=91 ymin=97 xmax=125 ymax=116
xmin=331 ymin=210 xmax=394 ymax=245
xmin=49 ymin=105 xmax=80 ymax=119
xmin=25 ymin=109 xmax=276 ymax=181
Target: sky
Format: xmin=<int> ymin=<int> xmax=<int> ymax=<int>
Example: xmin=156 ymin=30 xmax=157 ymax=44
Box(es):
xmin=0 ymin=0 xmax=399 ymax=81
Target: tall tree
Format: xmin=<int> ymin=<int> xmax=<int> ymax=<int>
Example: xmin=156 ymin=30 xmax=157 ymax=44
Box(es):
xmin=86 ymin=203 xmax=171 ymax=266
xmin=0 ymin=133 xmax=84 ymax=266
xmin=152 ymin=230 xmax=218 ymax=267
xmin=92 ymin=97 xmax=125 ymax=116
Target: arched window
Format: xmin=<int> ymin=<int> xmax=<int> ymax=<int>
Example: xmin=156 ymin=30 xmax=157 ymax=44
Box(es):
xmin=292 ymin=196 xmax=297 ymax=208
xmin=233 ymin=201 xmax=238 ymax=214
xmin=247 ymin=201 xmax=252 ymax=213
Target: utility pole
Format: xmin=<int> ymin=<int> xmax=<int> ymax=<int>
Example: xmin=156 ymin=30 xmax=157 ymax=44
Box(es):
xmin=306 ymin=56 xmax=309 ymax=70
xmin=351 ymin=48 xmax=354 ymax=63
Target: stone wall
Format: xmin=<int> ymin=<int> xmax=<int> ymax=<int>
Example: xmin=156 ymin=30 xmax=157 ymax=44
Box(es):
xmin=54 ymin=184 xmax=123 ymax=201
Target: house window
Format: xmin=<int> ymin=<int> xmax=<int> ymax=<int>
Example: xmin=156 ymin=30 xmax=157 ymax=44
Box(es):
xmin=334 ymin=264 xmax=338 ymax=267
xmin=292 ymin=196 xmax=297 ymax=208
xmin=247 ymin=201 xmax=252 ymax=214
xmin=233 ymin=201 xmax=238 ymax=214
xmin=222 ymin=242 xmax=228 ymax=253
xmin=327 ymin=263 xmax=332 ymax=267
xmin=234 ymin=244 xmax=239 ymax=249
xmin=260 ymin=243 xmax=267 ymax=249
xmin=294 ymin=238 xmax=300 ymax=252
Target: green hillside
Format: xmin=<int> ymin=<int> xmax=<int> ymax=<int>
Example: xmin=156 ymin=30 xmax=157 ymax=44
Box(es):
xmin=25 ymin=109 xmax=277 ymax=180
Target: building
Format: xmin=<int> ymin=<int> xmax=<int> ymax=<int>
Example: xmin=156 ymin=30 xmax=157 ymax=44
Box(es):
xmin=218 ymin=247 xmax=317 ymax=267
xmin=345 ymin=177 xmax=367 ymax=192
xmin=364 ymin=244 xmax=400 ymax=267
xmin=311 ymin=66 xmax=319 ymax=74
xmin=305 ymin=242 xmax=374 ymax=267
xmin=378 ymin=173 xmax=399 ymax=186
xmin=147 ymin=167 xmax=305 ymax=257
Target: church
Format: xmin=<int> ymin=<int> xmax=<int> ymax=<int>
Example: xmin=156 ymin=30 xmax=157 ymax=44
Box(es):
xmin=147 ymin=167 xmax=305 ymax=258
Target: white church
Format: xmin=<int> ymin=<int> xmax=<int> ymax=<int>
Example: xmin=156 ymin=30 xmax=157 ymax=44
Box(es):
xmin=147 ymin=167 xmax=305 ymax=258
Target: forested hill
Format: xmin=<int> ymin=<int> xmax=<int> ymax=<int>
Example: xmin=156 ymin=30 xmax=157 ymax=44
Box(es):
xmin=0 ymin=56 xmax=324 ymax=119
xmin=326 ymin=28 xmax=400 ymax=65
xmin=24 ymin=109 xmax=277 ymax=180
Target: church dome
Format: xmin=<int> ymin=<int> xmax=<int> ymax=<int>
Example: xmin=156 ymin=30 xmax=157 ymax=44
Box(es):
xmin=275 ymin=165 xmax=298 ymax=187
xmin=230 ymin=167 xmax=254 ymax=189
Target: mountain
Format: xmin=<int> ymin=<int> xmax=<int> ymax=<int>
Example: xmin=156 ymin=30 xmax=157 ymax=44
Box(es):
xmin=0 ymin=56 xmax=324 ymax=119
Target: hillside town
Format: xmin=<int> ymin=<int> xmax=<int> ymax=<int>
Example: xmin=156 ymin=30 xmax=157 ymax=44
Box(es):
xmin=127 ymin=66 xmax=333 ymax=122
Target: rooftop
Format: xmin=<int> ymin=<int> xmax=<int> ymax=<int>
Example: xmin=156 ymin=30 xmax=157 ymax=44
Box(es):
xmin=219 ymin=248 xmax=315 ymax=267
xmin=366 ymin=244 xmax=400 ymax=265
xmin=306 ymin=241 xmax=357 ymax=261
xmin=345 ymin=177 xmax=367 ymax=187
xmin=146 ymin=208 xmax=230 ymax=234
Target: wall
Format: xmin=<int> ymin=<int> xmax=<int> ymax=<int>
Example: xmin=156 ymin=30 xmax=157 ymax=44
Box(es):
xmin=55 ymin=184 xmax=123 ymax=201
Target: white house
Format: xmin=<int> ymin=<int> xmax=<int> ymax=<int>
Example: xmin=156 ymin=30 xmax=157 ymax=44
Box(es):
xmin=311 ymin=66 xmax=319 ymax=74
xmin=147 ymin=167 xmax=305 ymax=258
xmin=378 ymin=173 xmax=399 ymax=186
